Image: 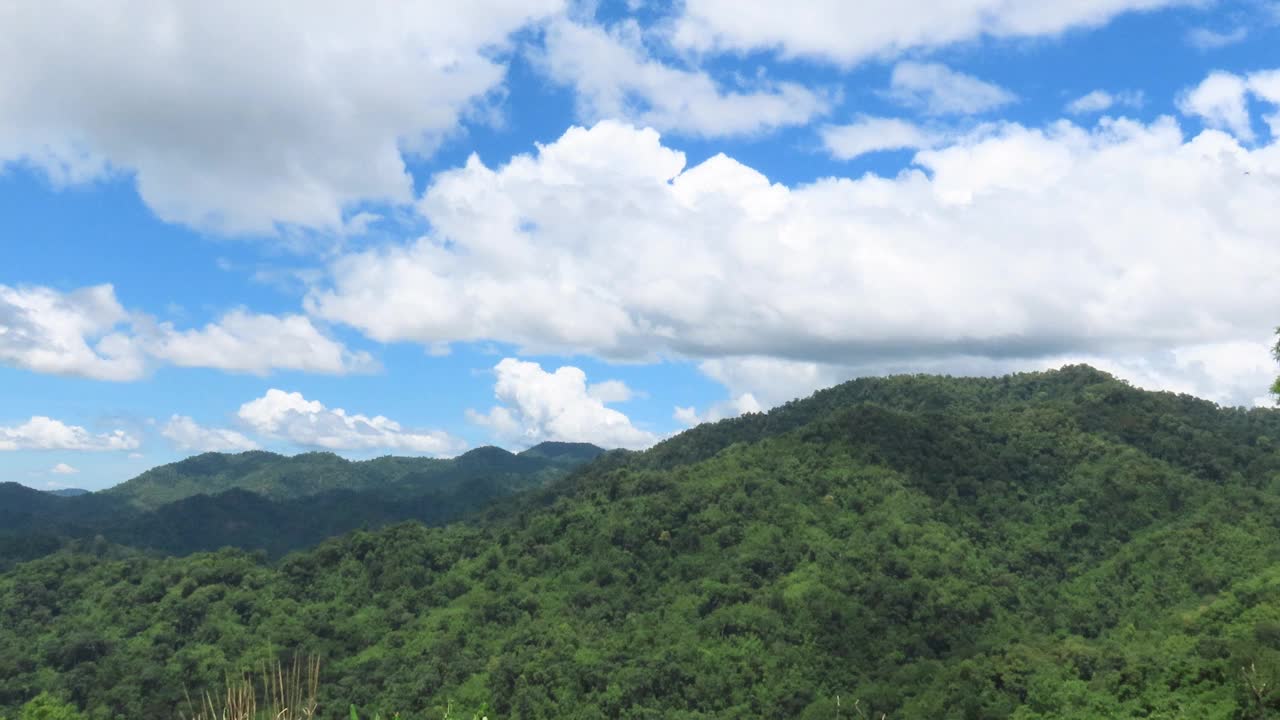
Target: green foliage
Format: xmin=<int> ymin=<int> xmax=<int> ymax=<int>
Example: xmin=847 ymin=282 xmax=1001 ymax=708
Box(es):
xmin=4 ymin=367 xmax=1280 ymax=717
xmin=1272 ymin=327 xmax=1280 ymax=400
xmin=0 ymin=443 xmax=602 ymax=564
xmin=16 ymin=694 xmax=85 ymax=720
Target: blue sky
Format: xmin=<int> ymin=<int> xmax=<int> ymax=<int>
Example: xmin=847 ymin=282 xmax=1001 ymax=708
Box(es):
xmin=3 ymin=0 xmax=1280 ymax=490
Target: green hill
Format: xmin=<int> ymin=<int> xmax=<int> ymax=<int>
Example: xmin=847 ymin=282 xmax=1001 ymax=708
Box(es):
xmin=103 ymin=442 xmax=601 ymax=512
xmin=2 ymin=367 xmax=1280 ymax=718
xmin=0 ymin=442 xmax=603 ymax=565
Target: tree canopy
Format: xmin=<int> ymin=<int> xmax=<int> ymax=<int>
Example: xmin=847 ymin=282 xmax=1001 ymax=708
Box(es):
xmin=3 ymin=366 xmax=1280 ymax=718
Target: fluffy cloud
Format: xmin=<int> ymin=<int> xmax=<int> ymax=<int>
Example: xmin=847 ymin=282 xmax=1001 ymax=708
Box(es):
xmin=0 ymin=284 xmax=370 ymax=380
xmin=238 ymin=389 xmax=462 ymax=455
xmin=161 ymin=415 xmax=260 ymax=453
xmin=141 ymin=310 xmax=376 ymax=375
xmin=0 ymin=416 xmax=140 ymax=451
xmin=310 ymin=70 xmax=1280 ymax=409
xmin=1248 ymin=70 xmax=1280 ymax=137
xmin=467 ymin=358 xmax=657 ymax=449
xmin=1066 ymin=89 xmax=1145 ymax=115
xmin=822 ymin=117 xmax=939 ymax=160
xmin=0 ymin=284 xmax=145 ymax=381
xmin=888 ymin=62 xmax=1016 ymax=115
xmin=1178 ymin=71 xmax=1256 ymax=140
xmin=674 ymin=392 xmax=762 ymax=428
xmin=50 ymin=463 xmax=80 ymax=475
xmin=538 ymin=19 xmax=829 ymax=137
xmin=669 ymin=0 xmax=1187 ymax=65
xmin=0 ymin=0 xmax=563 ymax=234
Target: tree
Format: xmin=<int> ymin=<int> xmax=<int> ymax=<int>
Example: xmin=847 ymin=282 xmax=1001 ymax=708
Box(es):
xmin=16 ymin=694 xmax=85 ymax=720
xmin=1272 ymin=328 xmax=1280 ymax=400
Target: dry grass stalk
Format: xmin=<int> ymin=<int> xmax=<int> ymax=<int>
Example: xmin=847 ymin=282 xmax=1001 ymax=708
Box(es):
xmin=180 ymin=656 xmax=320 ymax=720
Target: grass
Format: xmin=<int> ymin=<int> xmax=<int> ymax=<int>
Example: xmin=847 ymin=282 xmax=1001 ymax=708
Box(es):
xmin=180 ymin=656 xmax=320 ymax=720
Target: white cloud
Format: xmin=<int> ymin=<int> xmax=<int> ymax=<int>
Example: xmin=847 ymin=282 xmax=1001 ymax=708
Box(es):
xmin=140 ymin=310 xmax=377 ymax=376
xmin=1178 ymin=71 xmax=1254 ymax=140
xmin=698 ymin=357 xmax=851 ymax=410
xmin=0 ymin=284 xmax=370 ymax=380
xmin=1178 ymin=69 xmax=1280 ymax=142
xmin=312 ymin=110 xmax=1279 ymax=364
xmin=1187 ymin=26 xmax=1249 ymax=50
xmin=888 ymin=62 xmax=1016 ymax=116
xmin=308 ymin=70 xmax=1280 ymax=410
xmin=0 ymin=417 xmax=140 ymax=451
xmin=587 ymin=379 xmax=637 ymax=404
xmin=822 ymin=117 xmax=939 ymax=160
xmin=538 ymin=19 xmax=829 ymax=137
xmin=1066 ymin=89 xmax=1145 ymax=115
xmin=1249 ymin=70 xmax=1280 ymax=137
xmin=0 ymin=0 xmax=563 ymax=234
xmin=0 ymin=284 xmax=145 ymax=381
xmin=161 ymin=415 xmax=260 ymax=453
xmin=669 ymin=0 xmax=1187 ymax=65
xmin=238 ymin=389 xmax=463 ymax=455
xmin=467 ymin=358 xmax=657 ymax=449
xmin=51 ymin=463 xmax=79 ymax=475
xmin=674 ymin=392 xmax=762 ymax=428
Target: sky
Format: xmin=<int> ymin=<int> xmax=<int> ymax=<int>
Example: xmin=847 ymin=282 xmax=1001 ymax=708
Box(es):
xmin=3 ymin=0 xmax=1280 ymax=490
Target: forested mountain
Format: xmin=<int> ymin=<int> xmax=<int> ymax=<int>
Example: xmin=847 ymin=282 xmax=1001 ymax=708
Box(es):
xmin=104 ymin=442 xmax=604 ymax=511
xmin=0 ymin=442 xmax=603 ymax=565
xmin=45 ymin=489 xmax=89 ymax=498
xmin=3 ymin=366 xmax=1280 ymax=718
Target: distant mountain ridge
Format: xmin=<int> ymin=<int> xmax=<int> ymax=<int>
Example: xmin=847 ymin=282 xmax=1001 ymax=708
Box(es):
xmin=45 ymin=488 xmax=89 ymax=497
xmin=0 ymin=442 xmax=604 ymax=564
xmin=103 ymin=441 xmax=604 ymax=511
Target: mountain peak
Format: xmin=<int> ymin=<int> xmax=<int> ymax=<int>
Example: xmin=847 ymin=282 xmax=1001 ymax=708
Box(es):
xmin=518 ymin=441 xmax=606 ymax=462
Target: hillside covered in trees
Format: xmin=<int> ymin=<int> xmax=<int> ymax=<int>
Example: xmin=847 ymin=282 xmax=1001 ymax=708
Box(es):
xmin=0 ymin=442 xmax=603 ymax=565
xmin=3 ymin=366 xmax=1280 ymax=718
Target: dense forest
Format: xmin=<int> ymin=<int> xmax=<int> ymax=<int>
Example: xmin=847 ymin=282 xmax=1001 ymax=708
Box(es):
xmin=0 ymin=442 xmax=602 ymax=566
xmin=4 ymin=366 xmax=1280 ymax=718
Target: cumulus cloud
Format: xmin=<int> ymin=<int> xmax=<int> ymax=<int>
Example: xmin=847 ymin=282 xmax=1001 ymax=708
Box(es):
xmin=888 ymin=62 xmax=1016 ymax=115
xmin=161 ymin=415 xmax=260 ymax=452
xmin=538 ymin=19 xmax=829 ymax=137
xmin=50 ymin=463 xmax=80 ymax=475
xmin=588 ymin=379 xmax=638 ymax=404
xmin=0 ymin=0 xmax=563 ymax=234
xmin=309 ymin=69 xmax=1280 ymax=410
xmin=674 ymin=392 xmax=762 ymax=428
xmin=1248 ymin=70 xmax=1280 ymax=137
xmin=0 ymin=284 xmax=370 ymax=380
xmin=1178 ymin=69 xmax=1280 ymax=141
xmin=0 ymin=284 xmax=145 ymax=381
xmin=0 ymin=417 xmax=140 ymax=451
xmin=669 ymin=0 xmax=1187 ymax=65
xmin=822 ymin=117 xmax=940 ymax=160
xmin=1178 ymin=71 xmax=1255 ymax=140
xmin=238 ymin=389 xmax=462 ymax=455
xmin=1066 ymin=89 xmax=1145 ymax=115
xmin=140 ymin=310 xmax=377 ymax=375
xmin=467 ymin=358 xmax=657 ymax=449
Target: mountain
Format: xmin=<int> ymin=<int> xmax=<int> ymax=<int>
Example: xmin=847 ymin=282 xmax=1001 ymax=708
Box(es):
xmin=517 ymin=441 xmax=607 ymax=464
xmin=0 ymin=444 xmax=603 ymax=563
xmin=3 ymin=367 xmax=1280 ymax=718
xmin=0 ymin=482 xmax=61 ymax=517
xmin=103 ymin=447 xmax=574 ymax=511
xmin=45 ymin=488 xmax=89 ymax=497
